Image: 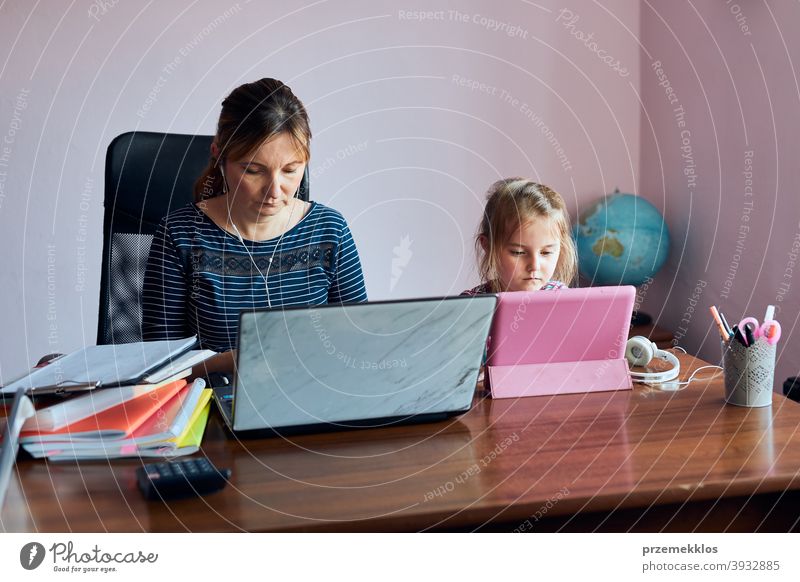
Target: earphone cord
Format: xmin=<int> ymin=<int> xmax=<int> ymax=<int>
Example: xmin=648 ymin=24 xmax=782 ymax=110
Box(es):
xmin=671 ymin=365 xmax=723 ymax=387
xmin=660 ymin=346 xmax=722 ymax=387
xmin=643 ymin=363 xmax=722 ymax=391
xmin=632 ymin=344 xmax=722 ymax=391
xmin=229 ymin=201 xmax=296 ymax=309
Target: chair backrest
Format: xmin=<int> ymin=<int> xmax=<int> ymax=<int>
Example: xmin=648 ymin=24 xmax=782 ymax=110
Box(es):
xmin=97 ymin=131 xmax=310 ymax=345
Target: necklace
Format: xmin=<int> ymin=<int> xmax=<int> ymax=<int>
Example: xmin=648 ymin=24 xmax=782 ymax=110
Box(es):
xmin=228 ymin=200 xmax=298 ymax=309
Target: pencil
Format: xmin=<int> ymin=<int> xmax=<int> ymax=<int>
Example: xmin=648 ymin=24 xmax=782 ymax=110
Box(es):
xmin=709 ymin=306 xmax=728 ymax=341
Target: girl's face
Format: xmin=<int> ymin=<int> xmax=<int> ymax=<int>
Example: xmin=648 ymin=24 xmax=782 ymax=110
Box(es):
xmin=492 ymin=217 xmax=561 ymax=291
xmin=221 ymin=132 xmax=307 ymax=221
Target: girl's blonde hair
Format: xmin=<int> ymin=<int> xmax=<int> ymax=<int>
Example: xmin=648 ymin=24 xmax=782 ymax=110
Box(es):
xmin=476 ymin=178 xmax=577 ymax=292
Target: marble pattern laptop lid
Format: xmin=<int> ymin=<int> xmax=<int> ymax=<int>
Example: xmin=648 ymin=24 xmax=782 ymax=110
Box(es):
xmin=233 ymin=296 xmax=497 ymax=431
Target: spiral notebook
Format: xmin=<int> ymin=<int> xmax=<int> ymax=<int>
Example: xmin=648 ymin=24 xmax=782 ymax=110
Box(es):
xmin=1 ymin=336 xmax=198 ymax=396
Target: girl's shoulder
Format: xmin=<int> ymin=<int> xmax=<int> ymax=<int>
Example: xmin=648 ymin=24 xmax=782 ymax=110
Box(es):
xmin=461 ymin=281 xmax=567 ymax=295
xmin=542 ymin=280 xmax=567 ymax=290
xmin=460 ymin=283 xmax=492 ymax=296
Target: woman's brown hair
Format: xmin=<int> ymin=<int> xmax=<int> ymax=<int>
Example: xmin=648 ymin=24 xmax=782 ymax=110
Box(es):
xmin=193 ymin=78 xmax=311 ymax=202
xmin=476 ymin=178 xmax=578 ymax=291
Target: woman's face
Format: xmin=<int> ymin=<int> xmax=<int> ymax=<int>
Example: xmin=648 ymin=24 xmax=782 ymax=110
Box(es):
xmin=221 ymin=132 xmax=307 ymax=220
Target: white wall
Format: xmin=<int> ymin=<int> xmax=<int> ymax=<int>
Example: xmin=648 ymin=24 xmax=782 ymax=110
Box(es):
xmin=0 ymin=0 xmax=641 ymax=381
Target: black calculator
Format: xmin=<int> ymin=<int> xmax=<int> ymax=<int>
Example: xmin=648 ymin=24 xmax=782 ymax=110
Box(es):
xmin=136 ymin=458 xmax=231 ymax=501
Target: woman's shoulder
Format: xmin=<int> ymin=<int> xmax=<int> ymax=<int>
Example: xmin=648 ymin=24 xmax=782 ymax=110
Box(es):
xmin=157 ymin=202 xmax=218 ymax=242
xmin=305 ymin=201 xmax=346 ymax=224
xmin=300 ymin=201 xmax=358 ymax=239
xmin=161 ymin=202 xmax=206 ymax=225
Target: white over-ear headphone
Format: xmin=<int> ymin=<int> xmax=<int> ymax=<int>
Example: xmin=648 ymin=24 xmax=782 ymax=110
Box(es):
xmin=625 ymin=336 xmax=680 ymax=384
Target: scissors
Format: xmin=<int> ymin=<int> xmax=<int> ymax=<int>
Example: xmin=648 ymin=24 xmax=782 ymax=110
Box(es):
xmin=737 ymin=317 xmax=781 ymax=346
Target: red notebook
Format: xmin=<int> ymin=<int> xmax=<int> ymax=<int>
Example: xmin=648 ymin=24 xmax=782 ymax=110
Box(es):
xmin=20 ymin=379 xmax=187 ymax=443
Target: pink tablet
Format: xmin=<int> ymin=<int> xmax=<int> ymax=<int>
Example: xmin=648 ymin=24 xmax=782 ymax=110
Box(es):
xmin=486 ymin=286 xmax=636 ymax=399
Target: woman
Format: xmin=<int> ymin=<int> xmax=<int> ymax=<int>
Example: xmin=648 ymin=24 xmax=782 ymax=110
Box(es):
xmin=142 ymin=78 xmax=368 ymax=373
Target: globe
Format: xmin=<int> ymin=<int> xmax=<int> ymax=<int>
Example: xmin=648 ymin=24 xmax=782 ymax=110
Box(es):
xmin=574 ymin=191 xmax=670 ymax=286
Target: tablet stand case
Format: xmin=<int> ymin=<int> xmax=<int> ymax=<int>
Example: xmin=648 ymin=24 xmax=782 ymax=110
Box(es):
xmin=487 ymin=358 xmax=632 ymax=399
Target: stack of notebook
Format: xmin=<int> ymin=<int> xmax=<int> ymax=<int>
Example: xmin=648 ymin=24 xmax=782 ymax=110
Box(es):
xmin=18 ymin=374 xmax=212 ymax=461
xmin=1 ymin=336 xmax=217 ymax=462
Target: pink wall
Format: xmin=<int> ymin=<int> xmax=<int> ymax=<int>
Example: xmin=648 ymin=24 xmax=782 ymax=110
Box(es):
xmin=0 ymin=1 xmax=642 ymax=380
xmin=639 ymin=1 xmax=800 ymax=388
xmin=4 ymin=1 xmax=795 ymax=389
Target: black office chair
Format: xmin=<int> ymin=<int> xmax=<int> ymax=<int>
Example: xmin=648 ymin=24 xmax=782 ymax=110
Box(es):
xmin=97 ymin=131 xmax=310 ymax=345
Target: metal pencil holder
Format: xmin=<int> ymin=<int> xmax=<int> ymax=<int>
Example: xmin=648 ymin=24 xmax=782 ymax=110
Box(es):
xmin=721 ymin=338 xmax=775 ymax=408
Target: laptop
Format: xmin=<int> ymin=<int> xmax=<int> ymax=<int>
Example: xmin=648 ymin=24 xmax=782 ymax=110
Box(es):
xmin=213 ymin=295 xmax=497 ymax=437
xmin=486 ymin=286 xmax=636 ymax=398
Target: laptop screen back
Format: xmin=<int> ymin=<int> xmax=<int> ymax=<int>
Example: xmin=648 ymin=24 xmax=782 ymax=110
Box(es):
xmin=233 ymin=296 xmax=497 ymax=431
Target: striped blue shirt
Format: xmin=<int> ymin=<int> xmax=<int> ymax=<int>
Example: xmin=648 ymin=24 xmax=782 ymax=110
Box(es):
xmin=142 ymin=201 xmax=368 ymax=352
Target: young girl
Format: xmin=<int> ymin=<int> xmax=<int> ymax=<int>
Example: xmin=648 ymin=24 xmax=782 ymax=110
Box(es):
xmin=463 ymin=178 xmax=577 ymax=295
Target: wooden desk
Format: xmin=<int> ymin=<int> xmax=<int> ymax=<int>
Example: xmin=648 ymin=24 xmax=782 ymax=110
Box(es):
xmin=3 ymin=353 xmax=800 ymax=533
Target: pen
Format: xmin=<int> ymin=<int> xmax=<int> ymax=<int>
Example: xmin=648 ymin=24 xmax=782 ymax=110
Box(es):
xmin=709 ymin=306 xmax=728 ymax=341
xmin=30 ymin=381 xmax=101 ymax=395
xmin=744 ymin=324 xmax=755 ymax=347
xmin=732 ymin=325 xmax=747 ymax=347
xmin=765 ymin=304 xmax=775 ymax=323
xmin=718 ymin=310 xmax=733 ymax=338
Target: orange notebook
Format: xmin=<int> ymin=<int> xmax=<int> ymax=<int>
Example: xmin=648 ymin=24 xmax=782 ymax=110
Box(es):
xmin=19 ymin=379 xmax=187 ymax=443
